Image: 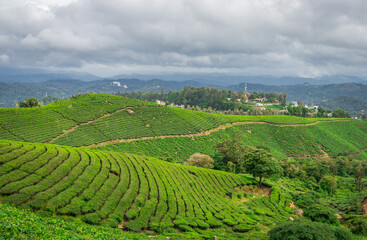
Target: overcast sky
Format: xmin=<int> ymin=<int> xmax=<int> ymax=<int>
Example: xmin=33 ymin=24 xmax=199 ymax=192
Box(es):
xmin=1 ymin=0 xmax=367 ymax=78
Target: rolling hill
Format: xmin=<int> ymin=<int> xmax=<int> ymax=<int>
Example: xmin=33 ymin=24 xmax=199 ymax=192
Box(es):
xmin=1 ymin=93 xmax=367 ymax=239
xmin=0 ymin=93 xmax=341 ymax=147
xmin=0 ymin=139 xmax=294 ymax=239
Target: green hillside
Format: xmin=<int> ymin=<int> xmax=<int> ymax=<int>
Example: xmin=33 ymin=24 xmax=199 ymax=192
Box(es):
xmin=0 ymin=94 xmax=339 ymax=147
xmin=1 ymin=93 xmax=366 ymax=239
xmin=96 ymin=120 xmax=367 ymax=162
xmin=0 ymin=203 xmax=167 ymax=240
xmin=0 ymin=139 xmax=297 ymax=239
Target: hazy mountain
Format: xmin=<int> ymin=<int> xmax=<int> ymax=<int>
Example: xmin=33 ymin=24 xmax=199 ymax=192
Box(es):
xmin=0 ymin=79 xmax=213 ymax=108
xmin=0 ymin=66 xmax=101 ymax=83
xmin=110 ymin=73 xmax=367 ymax=86
xmin=319 ymin=96 xmax=367 ymax=117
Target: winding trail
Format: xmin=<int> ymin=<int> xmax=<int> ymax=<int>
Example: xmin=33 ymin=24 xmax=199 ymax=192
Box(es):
xmin=83 ymin=120 xmax=347 ymax=149
xmin=45 ymin=108 xmax=130 ymax=144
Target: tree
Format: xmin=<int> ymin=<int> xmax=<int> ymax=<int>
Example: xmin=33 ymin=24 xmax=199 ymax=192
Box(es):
xmin=353 ymin=160 xmax=367 ymax=192
xmin=184 ymin=153 xmax=214 ymax=169
xmin=319 ymin=175 xmax=337 ymax=195
xmin=303 ymin=204 xmax=339 ymax=225
xmin=19 ymin=98 xmax=39 ymax=107
xmin=40 ymin=96 xmax=59 ymax=105
xmin=268 ymin=219 xmax=352 ymax=240
xmin=332 ymin=108 xmax=350 ymax=118
xmin=242 ymin=147 xmax=282 ymax=187
xmin=215 ymin=131 xmax=247 ymax=168
xmin=297 ymin=98 xmax=303 ymax=106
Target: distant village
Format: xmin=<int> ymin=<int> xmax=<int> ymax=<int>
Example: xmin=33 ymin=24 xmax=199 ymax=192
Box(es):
xmin=154 ymin=83 xmax=327 ymax=116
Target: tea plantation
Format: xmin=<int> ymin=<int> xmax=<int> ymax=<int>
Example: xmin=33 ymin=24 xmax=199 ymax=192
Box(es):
xmin=0 ymin=94 xmax=366 ymax=239
xmin=0 ymin=94 xmax=339 ymax=147
xmin=0 ymin=139 xmax=298 ymax=239
xmin=97 ymin=120 xmax=367 ymax=162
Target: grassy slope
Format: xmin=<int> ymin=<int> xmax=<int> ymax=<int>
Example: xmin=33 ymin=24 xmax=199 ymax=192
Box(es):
xmin=0 ymin=139 xmax=297 ymax=239
xmin=0 ymin=93 xmax=340 ymax=147
xmin=96 ymin=120 xmax=367 ymax=163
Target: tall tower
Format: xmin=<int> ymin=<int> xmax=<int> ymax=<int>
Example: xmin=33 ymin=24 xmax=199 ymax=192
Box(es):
xmin=244 ymin=83 xmax=250 ymax=102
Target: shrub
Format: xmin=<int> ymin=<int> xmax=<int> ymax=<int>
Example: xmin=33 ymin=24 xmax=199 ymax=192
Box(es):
xmin=303 ymin=204 xmax=339 ymax=226
xmin=332 ymin=227 xmax=353 ymax=240
xmin=195 ymin=219 xmax=210 ymax=229
xmin=223 ymin=218 xmax=238 ymax=226
xmin=293 ymin=191 xmax=320 ymax=209
xmin=102 ymin=218 xmax=119 ymax=228
xmin=82 ymin=213 xmax=101 ymax=225
xmin=268 ymin=219 xmax=350 ymax=240
xmin=233 ymin=224 xmax=254 ymax=232
xmin=184 ymin=153 xmax=214 ymax=169
xmin=346 ymin=215 xmax=367 ymax=236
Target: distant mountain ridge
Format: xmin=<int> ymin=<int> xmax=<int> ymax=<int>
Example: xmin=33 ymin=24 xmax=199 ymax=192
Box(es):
xmin=0 ymin=79 xmax=213 ymax=107
xmin=0 ymin=78 xmax=366 ymax=117
xmin=0 ymin=66 xmax=101 ymax=82
xmin=1 ymin=66 xmax=367 ymax=85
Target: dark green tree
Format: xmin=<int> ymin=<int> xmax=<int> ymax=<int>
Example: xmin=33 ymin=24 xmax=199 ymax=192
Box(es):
xmin=352 ymin=160 xmax=367 ymax=192
xmin=332 ymin=108 xmax=350 ymax=118
xmin=303 ymin=204 xmax=339 ymax=225
xmin=242 ymin=147 xmax=282 ymax=187
xmin=268 ymin=219 xmax=352 ymax=240
xmin=19 ymin=98 xmax=39 ymax=107
xmin=319 ymin=175 xmax=338 ymax=195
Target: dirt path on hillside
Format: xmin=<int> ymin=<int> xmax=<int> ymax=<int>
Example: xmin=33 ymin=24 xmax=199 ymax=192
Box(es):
xmin=84 ymin=120 xmax=348 ymax=149
xmin=349 ymin=147 xmax=367 ymax=157
xmin=46 ymin=107 xmax=129 ymax=143
xmin=363 ymin=198 xmax=367 ymax=215
xmin=286 ymin=146 xmax=367 ymax=160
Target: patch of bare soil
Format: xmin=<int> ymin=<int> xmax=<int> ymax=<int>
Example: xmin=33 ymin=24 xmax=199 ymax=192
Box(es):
xmin=363 ymin=197 xmax=367 ymax=215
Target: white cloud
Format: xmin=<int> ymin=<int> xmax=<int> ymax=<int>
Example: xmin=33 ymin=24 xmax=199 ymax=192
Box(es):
xmin=0 ymin=0 xmax=367 ymax=78
xmin=0 ymin=54 xmax=9 ymax=64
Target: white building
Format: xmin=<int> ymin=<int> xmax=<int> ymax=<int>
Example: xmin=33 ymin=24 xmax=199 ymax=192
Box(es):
xmin=156 ymin=100 xmax=166 ymax=105
xmin=112 ymin=81 xmax=121 ymax=87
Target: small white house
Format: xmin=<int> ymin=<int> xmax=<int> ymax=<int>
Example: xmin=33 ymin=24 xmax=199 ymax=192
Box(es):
xmin=112 ymin=81 xmax=121 ymax=87
xmin=156 ymin=100 xmax=166 ymax=105
xmin=256 ymin=103 xmax=264 ymax=107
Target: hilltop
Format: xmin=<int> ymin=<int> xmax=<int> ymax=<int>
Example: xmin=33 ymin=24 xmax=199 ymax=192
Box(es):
xmin=0 ymin=93 xmax=342 ymax=148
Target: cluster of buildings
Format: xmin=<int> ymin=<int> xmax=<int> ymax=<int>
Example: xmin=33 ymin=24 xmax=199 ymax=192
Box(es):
xmin=112 ymin=81 xmax=128 ymax=88
xmin=156 ymin=100 xmax=185 ymax=109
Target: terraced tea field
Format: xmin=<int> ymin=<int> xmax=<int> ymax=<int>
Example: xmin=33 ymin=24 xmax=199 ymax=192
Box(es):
xmin=1 ymin=94 xmax=366 ymax=239
xmin=96 ymin=120 xmax=367 ymax=162
xmin=0 ymin=139 xmax=294 ymax=236
xmin=0 ymin=94 xmax=340 ymax=148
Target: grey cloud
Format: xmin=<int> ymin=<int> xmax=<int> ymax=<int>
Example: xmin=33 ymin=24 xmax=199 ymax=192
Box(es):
xmin=0 ymin=0 xmax=367 ymax=77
